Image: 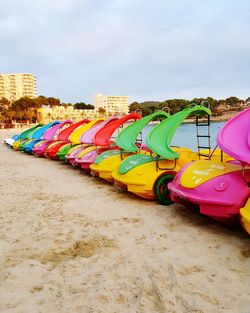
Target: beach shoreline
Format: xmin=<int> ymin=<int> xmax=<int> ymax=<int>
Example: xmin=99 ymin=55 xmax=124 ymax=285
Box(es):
xmin=1 ymin=129 xmax=250 ymax=312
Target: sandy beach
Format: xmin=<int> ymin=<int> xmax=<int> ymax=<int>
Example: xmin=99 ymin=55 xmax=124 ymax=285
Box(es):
xmin=1 ymin=129 xmax=250 ymax=313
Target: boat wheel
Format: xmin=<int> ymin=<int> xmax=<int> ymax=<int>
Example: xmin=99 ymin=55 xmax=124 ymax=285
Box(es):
xmin=154 ymin=173 xmax=175 ymax=205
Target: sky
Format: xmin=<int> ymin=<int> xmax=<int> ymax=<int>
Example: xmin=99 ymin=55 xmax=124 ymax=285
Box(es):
xmin=1 ymin=0 xmax=250 ymax=104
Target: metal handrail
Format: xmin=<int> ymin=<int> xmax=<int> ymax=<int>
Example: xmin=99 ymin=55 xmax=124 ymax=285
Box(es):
xmin=201 ymin=100 xmax=211 ymax=109
xmin=134 ymin=109 xmax=142 ymax=115
xmin=161 ymin=106 xmax=171 ymax=114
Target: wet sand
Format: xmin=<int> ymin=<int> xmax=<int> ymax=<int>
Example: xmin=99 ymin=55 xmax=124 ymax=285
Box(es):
xmin=0 ymin=129 xmax=250 ymax=313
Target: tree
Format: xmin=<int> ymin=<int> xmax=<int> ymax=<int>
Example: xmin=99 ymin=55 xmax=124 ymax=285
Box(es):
xmin=34 ymin=96 xmax=49 ymax=107
xmin=204 ymin=97 xmax=219 ymax=111
xmin=0 ymin=97 xmax=10 ymax=111
xmin=225 ymin=97 xmax=240 ymax=106
xmin=74 ymin=102 xmax=94 ymax=111
xmin=47 ymin=112 xmax=52 ymax=122
xmin=11 ymin=97 xmax=36 ymax=111
xmin=10 ymin=97 xmax=40 ymax=122
xmin=86 ymin=104 xmax=94 ymax=110
xmin=98 ymin=107 xmax=106 ymax=117
xmin=47 ymin=97 xmax=60 ymax=107
xmin=74 ymin=102 xmax=87 ymax=110
xmin=1 ymin=109 xmax=15 ymax=123
xmin=24 ymin=109 xmax=36 ymax=123
xmin=129 ymin=102 xmax=142 ymax=113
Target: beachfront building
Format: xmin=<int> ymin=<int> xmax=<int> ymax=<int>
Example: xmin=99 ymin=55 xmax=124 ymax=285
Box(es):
xmin=0 ymin=73 xmax=37 ymax=102
xmin=37 ymin=105 xmax=97 ymax=123
xmin=93 ymin=94 xmax=129 ymax=117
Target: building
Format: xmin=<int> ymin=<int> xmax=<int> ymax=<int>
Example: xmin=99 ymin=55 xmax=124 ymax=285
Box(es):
xmin=93 ymin=94 xmax=129 ymax=116
xmin=0 ymin=73 xmax=37 ymax=102
xmin=37 ymin=105 xmax=97 ymax=124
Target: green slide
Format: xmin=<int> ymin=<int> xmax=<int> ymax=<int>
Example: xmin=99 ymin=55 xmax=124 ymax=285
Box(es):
xmin=19 ymin=124 xmax=43 ymax=140
xmin=146 ymin=105 xmax=211 ymax=159
xmin=115 ymin=111 xmax=170 ymax=152
xmin=95 ymin=111 xmax=170 ymax=165
xmin=118 ymin=105 xmax=211 ymax=174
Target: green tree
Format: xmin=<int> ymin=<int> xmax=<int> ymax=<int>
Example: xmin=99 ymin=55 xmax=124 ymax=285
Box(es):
xmin=74 ymin=102 xmax=87 ymax=110
xmin=86 ymin=104 xmax=94 ymax=110
xmin=225 ymin=97 xmax=240 ymax=106
xmin=129 ymin=102 xmax=142 ymax=112
xmin=73 ymin=102 xmax=94 ymax=113
xmin=47 ymin=97 xmax=60 ymax=107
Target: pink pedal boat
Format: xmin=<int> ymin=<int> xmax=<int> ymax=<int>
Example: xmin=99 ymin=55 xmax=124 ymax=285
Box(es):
xmin=74 ymin=112 xmax=141 ymax=171
xmin=66 ymin=117 xmax=120 ymax=166
xmin=33 ymin=120 xmax=73 ymax=157
xmin=169 ymin=108 xmax=250 ymax=224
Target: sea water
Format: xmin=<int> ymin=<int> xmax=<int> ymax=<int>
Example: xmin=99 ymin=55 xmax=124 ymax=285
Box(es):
xmin=141 ymin=121 xmax=225 ymax=151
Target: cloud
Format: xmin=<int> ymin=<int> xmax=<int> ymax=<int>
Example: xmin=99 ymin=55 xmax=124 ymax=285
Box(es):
xmin=0 ymin=0 xmax=250 ymax=103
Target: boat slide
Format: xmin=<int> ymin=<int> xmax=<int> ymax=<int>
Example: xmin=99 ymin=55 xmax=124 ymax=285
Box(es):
xmin=217 ymin=107 xmax=250 ymax=165
xmin=146 ymin=106 xmax=211 ymax=160
xmin=116 ymin=111 xmax=170 ymax=153
xmin=93 ymin=112 xmax=141 ymax=147
xmin=90 ymin=111 xmax=170 ymax=182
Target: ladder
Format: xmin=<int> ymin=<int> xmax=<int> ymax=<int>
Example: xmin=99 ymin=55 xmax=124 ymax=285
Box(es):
xmin=196 ymin=114 xmax=211 ymax=159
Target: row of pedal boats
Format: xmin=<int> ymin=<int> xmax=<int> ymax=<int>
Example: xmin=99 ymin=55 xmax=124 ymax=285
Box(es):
xmin=4 ymin=104 xmax=250 ymax=235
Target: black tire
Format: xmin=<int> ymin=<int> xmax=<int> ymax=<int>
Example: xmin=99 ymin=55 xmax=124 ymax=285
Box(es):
xmin=154 ymin=173 xmax=175 ymax=205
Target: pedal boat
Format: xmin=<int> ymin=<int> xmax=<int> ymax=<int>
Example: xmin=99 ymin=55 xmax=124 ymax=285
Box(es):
xmin=56 ymin=118 xmax=104 ymax=162
xmin=44 ymin=119 xmax=90 ymax=159
xmin=74 ymin=112 xmax=141 ymax=172
xmin=90 ymin=111 xmax=169 ymax=183
xmin=4 ymin=134 xmax=20 ymax=147
xmin=23 ymin=121 xmax=61 ymax=153
xmin=169 ymin=108 xmax=250 ymax=225
xmin=112 ymin=105 xmax=213 ymax=204
xmin=32 ymin=120 xmax=72 ymax=157
xmin=65 ymin=117 xmax=118 ymax=165
xmin=12 ymin=124 xmax=43 ymax=151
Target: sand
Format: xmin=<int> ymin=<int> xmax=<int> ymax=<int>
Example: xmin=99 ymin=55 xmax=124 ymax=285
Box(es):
xmin=0 ymin=129 xmax=250 ymax=313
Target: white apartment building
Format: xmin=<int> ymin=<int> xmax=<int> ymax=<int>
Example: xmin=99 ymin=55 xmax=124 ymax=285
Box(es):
xmin=0 ymin=73 xmax=37 ymax=102
xmin=93 ymin=94 xmax=129 ymax=116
